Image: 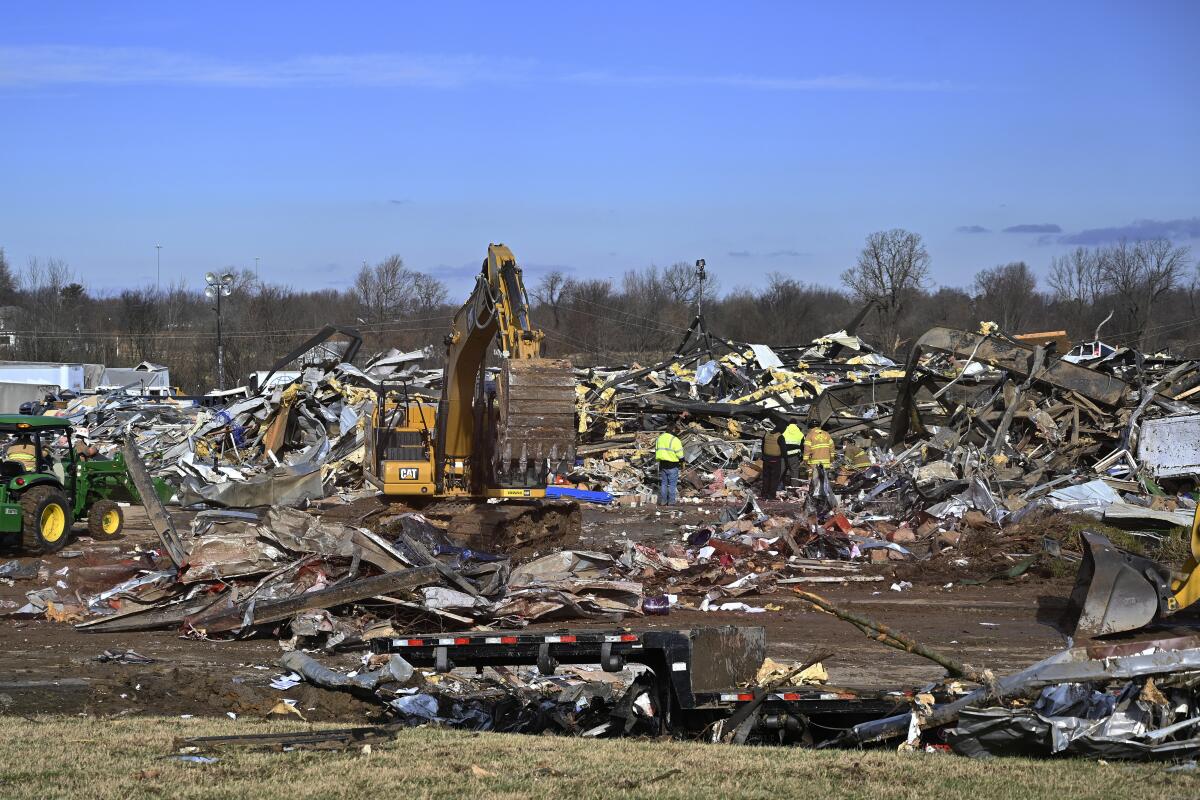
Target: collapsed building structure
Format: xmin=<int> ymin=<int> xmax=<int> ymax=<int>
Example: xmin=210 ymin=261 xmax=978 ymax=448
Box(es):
xmin=6 ymin=305 xmax=1200 ymax=760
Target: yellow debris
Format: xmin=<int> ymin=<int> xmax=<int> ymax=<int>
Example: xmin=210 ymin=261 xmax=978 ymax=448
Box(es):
xmin=755 ymin=657 xmax=829 ymax=686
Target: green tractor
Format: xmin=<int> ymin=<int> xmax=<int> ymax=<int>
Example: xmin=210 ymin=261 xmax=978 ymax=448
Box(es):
xmin=0 ymin=415 xmax=173 ymax=554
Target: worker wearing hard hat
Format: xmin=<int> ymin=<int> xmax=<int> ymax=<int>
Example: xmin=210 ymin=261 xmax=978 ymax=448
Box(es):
xmin=781 ymin=420 xmax=805 ymax=485
xmin=74 ymin=435 xmax=100 ymax=461
xmin=655 ymin=422 xmax=686 ymax=506
xmin=803 ymin=424 xmax=834 ymax=472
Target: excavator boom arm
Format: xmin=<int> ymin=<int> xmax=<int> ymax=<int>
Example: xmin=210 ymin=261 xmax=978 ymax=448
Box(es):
xmin=435 ymin=244 xmax=567 ymax=493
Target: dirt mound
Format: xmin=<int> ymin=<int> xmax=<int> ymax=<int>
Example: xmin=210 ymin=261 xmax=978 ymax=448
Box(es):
xmin=86 ymin=666 xmax=383 ymax=721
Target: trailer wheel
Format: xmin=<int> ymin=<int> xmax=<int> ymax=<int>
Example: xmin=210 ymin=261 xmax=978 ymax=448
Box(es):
xmin=87 ymin=500 xmax=124 ymax=538
xmin=20 ymin=486 xmax=72 ymax=554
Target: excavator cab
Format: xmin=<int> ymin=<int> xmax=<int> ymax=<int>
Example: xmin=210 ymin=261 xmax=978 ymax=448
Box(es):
xmin=1066 ymin=506 xmax=1200 ymax=638
xmin=368 ymin=382 xmax=439 ymax=497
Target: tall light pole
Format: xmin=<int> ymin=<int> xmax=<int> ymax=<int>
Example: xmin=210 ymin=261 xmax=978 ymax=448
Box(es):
xmin=254 ymin=256 xmax=260 ymax=283
xmin=204 ymin=271 xmax=235 ymax=390
xmin=155 ymin=244 xmax=162 ymax=291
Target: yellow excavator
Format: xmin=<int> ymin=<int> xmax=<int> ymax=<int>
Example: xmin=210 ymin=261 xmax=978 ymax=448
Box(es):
xmin=363 ymin=244 xmax=579 ymax=551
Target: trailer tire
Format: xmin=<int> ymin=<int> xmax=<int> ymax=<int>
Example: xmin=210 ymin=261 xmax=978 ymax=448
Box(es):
xmin=20 ymin=486 xmax=72 ymax=554
xmin=87 ymin=500 xmax=124 ymax=539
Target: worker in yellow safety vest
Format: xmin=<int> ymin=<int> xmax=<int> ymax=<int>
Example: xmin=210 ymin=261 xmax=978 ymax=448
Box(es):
xmin=655 ymin=424 xmax=685 ymax=505
xmin=5 ymin=435 xmax=38 ymax=472
xmin=803 ymin=425 xmax=834 ymax=470
xmin=781 ymin=421 xmax=805 ymax=485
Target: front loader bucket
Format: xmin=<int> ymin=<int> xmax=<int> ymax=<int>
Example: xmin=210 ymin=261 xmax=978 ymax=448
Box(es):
xmin=1065 ymin=531 xmax=1173 ymax=638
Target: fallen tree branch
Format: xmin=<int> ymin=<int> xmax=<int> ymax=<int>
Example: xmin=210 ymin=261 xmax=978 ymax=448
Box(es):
xmin=791 ymin=588 xmax=987 ymax=683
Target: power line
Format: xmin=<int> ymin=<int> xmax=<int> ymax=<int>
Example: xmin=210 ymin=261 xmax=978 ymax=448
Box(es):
xmin=568 ymin=296 xmax=691 ymax=335
xmin=543 ymin=329 xmax=606 ymax=356
xmin=558 ymin=302 xmax=685 ymax=339
xmin=1102 ymin=314 xmax=1200 ymax=345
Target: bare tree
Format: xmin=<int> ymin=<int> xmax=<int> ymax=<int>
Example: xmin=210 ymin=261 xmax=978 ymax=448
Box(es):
xmin=561 ymin=278 xmax=615 ymax=355
xmin=758 ymin=273 xmax=814 ymax=345
xmin=973 ymin=262 xmax=1037 ymax=332
xmin=119 ymin=289 xmax=164 ymax=363
xmin=620 ymin=266 xmax=677 ymax=352
xmin=353 ymin=255 xmax=407 ymax=323
xmin=1048 ymin=247 xmax=1102 ymax=338
xmin=1096 ymin=238 xmax=1191 ymax=349
xmin=914 ymin=286 xmax=976 ymax=334
xmin=18 ymin=235 xmax=1200 ymax=391
xmin=16 ymin=257 xmax=84 ymax=361
xmin=841 ymin=229 xmax=930 ymax=353
xmin=663 ymin=261 xmax=719 ymax=310
xmin=532 ymin=270 xmax=567 ymax=328
xmin=0 ymin=248 xmax=15 ymax=306
xmin=409 ymin=272 xmax=448 ymax=313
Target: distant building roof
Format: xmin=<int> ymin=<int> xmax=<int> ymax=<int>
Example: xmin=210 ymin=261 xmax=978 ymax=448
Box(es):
xmin=98 ymin=365 xmax=171 ymax=390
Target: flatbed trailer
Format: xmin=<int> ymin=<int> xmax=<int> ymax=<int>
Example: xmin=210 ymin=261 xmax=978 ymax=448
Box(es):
xmin=371 ymin=625 xmax=907 ymax=742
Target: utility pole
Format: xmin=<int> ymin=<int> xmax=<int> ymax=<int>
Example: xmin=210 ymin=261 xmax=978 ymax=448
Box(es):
xmin=204 ymin=271 xmax=235 ymax=390
xmin=155 ymin=244 xmax=162 ymax=292
xmin=695 ymin=258 xmax=706 ymax=318
xmin=255 ymin=256 xmax=260 ymax=283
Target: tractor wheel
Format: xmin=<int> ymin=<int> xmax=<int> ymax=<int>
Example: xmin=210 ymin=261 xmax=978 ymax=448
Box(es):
xmin=87 ymin=500 xmax=124 ymax=539
xmin=20 ymin=486 xmax=72 ymax=554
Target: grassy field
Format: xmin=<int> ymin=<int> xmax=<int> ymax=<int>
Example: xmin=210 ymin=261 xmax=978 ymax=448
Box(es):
xmin=0 ymin=715 xmax=1194 ymax=800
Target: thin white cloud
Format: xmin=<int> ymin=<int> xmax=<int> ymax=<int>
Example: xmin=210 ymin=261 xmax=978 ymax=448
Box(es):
xmin=0 ymin=46 xmax=529 ymax=88
xmin=564 ymin=71 xmax=954 ymax=91
xmin=0 ymin=45 xmax=953 ymax=92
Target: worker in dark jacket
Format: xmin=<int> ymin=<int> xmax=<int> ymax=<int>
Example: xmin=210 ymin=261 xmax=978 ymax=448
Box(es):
xmin=760 ymin=421 xmax=786 ymax=499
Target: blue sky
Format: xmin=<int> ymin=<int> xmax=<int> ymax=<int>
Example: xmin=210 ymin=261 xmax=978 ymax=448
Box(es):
xmin=0 ymin=2 xmax=1197 ymax=298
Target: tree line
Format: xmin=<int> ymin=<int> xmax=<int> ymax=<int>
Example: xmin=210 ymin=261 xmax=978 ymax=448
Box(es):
xmin=0 ymin=229 xmax=1194 ymax=393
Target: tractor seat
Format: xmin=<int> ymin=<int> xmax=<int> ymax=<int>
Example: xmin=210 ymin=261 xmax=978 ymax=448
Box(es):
xmin=0 ymin=460 xmax=25 ymax=478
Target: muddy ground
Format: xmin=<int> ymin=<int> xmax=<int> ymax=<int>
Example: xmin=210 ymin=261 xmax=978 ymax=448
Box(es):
xmin=0 ymin=502 xmax=1071 ymax=722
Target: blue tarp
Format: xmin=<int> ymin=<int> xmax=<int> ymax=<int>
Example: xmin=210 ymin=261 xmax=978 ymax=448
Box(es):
xmin=545 ymin=485 xmax=613 ymax=505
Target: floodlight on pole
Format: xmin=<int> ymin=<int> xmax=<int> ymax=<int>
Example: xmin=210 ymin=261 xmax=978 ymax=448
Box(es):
xmin=155 ymin=244 xmax=162 ymax=292
xmin=205 ymin=270 xmax=237 ymax=390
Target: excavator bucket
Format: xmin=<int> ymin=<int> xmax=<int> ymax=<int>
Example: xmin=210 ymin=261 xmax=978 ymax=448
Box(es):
xmin=1065 ymin=531 xmax=1174 ymax=638
xmin=494 ymin=358 xmax=577 ymax=487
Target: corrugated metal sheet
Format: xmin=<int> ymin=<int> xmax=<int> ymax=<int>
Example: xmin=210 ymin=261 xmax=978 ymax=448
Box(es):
xmin=1138 ymin=412 xmax=1200 ymax=478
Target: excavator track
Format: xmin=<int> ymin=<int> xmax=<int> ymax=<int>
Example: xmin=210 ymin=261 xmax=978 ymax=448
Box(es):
xmin=317 ymin=495 xmax=580 ymax=559
xmin=420 ymin=498 xmax=580 ymax=555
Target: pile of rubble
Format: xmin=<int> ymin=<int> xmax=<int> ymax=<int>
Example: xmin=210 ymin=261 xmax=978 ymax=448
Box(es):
xmin=12 ymin=318 xmax=1198 ymax=638
xmin=27 ymin=507 xmax=638 ymax=637
xmin=571 ymin=325 xmax=899 ymax=502
xmin=565 ymin=323 xmax=1200 ymax=582
xmin=45 ymin=348 xmax=437 ymax=506
xmin=6 ymin=319 xmax=1200 ymax=763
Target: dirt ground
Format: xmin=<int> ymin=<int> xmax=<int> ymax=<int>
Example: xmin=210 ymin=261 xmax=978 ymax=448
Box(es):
xmin=0 ymin=501 xmax=1071 ymax=721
